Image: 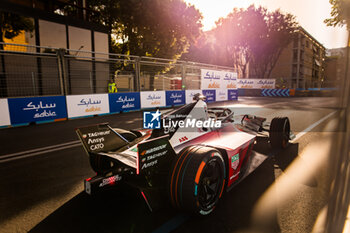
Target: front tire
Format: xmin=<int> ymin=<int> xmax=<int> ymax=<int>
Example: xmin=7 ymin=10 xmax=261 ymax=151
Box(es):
xmin=169 ymin=146 xmax=226 ymax=215
xmin=269 ymin=117 xmax=290 ymax=149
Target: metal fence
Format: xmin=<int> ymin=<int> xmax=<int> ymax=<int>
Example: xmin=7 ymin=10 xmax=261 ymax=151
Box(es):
xmin=0 ymin=42 xmax=236 ymax=98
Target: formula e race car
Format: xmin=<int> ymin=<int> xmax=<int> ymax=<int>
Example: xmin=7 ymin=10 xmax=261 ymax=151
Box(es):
xmin=76 ymin=94 xmax=293 ymax=215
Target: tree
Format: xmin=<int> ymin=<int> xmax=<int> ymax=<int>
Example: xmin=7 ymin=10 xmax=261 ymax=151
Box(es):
xmin=249 ymin=8 xmax=298 ymax=79
xmin=0 ymin=12 xmax=34 ymax=48
xmin=0 ymin=12 xmax=34 ymax=97
xmin=213 ymin=5 xmax=298 ymax=79
xmin=324 ymin=0 xmax=350 ymax=29
xmin=86 ymin=0 xmax=202 ymax=90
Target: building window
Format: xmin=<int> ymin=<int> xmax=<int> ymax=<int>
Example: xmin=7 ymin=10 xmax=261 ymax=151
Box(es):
xmin=306 ymin=40 xmax=309 ymax=48
xmin=293 ymin=50 xmax=298 ymax=62
xmin=293 ymin=37 xmax=298 ymax=48
xmin=292 ymin=64 xmax=297 ymax=77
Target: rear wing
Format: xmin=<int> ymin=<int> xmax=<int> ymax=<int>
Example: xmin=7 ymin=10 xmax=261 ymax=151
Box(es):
xmin=76 ymin=123 xmax=129 ymax=154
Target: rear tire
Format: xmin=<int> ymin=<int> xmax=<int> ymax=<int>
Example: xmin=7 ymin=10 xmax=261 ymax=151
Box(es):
xmin=89 ymin=153 xmax=115 ymax=174
xmin=269 ymin=117 xmax=290 ymax=149
xmin=169 ymin=146 xmax=226 ymax=215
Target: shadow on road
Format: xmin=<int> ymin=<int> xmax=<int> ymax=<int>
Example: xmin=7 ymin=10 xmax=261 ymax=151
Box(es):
xmin=30 ymin=142 xmax=300 ymax=233
xmin=29 ymin=184 xmax=178 ymax=233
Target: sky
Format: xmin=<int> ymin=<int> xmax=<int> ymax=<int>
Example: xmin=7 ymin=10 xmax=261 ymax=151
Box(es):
xmin=184 ymin=0 xmax=348 ymax=49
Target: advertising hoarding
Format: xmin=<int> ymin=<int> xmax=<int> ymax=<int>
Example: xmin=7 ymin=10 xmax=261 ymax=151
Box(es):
xmin=140 ymin=91 xmax=166 ymax=109
xmin=221 ymin=71 xmax=238 ymax=89
xmin=228 ymin=89 xmax=238 ymax=100
xmin=202 ymin=90 xmax=216 ymax=103
xmin=201 ymin=69 xmax=222 ymax=89
xmin=185 ymin=90 xmax=202 ymax=104
xmin=216 ymin=89 xmax=228 ymax=101
xmin=66 ymin=94 xmax=109 ymax=118
xmin=109 ymin=92 xmax=141 ymax=113
xmin=165 ymin=90 xmax=185 ymax=106
xmin=0 ymin=99 xmax=11 ymax=126
xmin=8 ymin=96 xmax=67 ymax=124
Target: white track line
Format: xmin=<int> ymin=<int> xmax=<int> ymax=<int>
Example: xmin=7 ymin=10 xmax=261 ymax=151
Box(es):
xmin=0 ymin=111 xmax=338 ymax=163
xmin=292 ymin=111 xmax=337 ymax=142
xmin=0 ymin=141 xmax=81 ymax=163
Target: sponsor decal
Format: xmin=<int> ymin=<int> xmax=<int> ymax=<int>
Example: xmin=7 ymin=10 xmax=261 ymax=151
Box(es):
xmin=140 ymin=144 xmax=167 ymax=156
xmin=202 ymin=90 xmax=216 ymax=102
xmin=179 ymin=136 xmax=188 ymax=143
xmin=99 ymin=175 xmax=122 ymax=187
xmin=85 ymin=131 xmax=111 ymax=138
xmin=82 ymin=130 xmax=111 ymax=151
xmin=216 ymin=89 xmax=228 ymax=101
xmin=185 ymin=90 xmax=201 ymax=104
xmin=139 ymin=141 xmax=169 ymax=170
xmin=201 ymin=69 xmax=222 ymax=89
xmin=66 ymin=94 xmax=109 ymax=118
xmin=109 ymin=92 xmax=140 ymax=112
xmin=203 ymin=71 xmax=221 ymax=80
xmin=77 ymin=98 xmax=103 ymax=113
xmin=137 ymin=136 xmax=175 ymax=174
xmin=8 ymin=96 xmax=67 ymax=124
xmin=237 ymin=79 xmax=255 ymax=89
xmin=147 ymin=94 xmax=161 ymax=106
xmin=223 ymin=72 xmax=238 ymax=89
xmin=236 ymin=79 xmax=276 ymax=89
xmin=231 ymin=153 xmax=239 ymax=170
xmin=228 ymin=90 xmax=238 ymax=100
xmin=227 ymin=83 xmax=237 ymax=89
xmin=78 ymin=98 xmax=101 ymax=107
xmin=143 ymin=110 xmax=161 ymax=129
xmin=256 ymin=79 xmax=276 ymax=89
xmin=166 ymin=91 xmax=185 ymax=106
xmin=140 ymin=91 xmax=166 ymax=108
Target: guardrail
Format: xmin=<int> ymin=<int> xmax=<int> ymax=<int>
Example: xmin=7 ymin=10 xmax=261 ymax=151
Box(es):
xmin=0 ymin=89 xmax=238 ymax=127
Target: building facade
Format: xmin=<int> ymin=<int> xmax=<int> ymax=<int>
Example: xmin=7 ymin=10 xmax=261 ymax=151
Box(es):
xmin=325 ymin=47 xmax=348 ymax=88
xmin=269 ymin=27 xmax=326 ymax=89
xmin=0 ymin=0 xmax=109 ymax=53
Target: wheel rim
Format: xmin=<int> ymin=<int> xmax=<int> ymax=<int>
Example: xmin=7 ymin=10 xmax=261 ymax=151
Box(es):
xmin=197 ymin=159 xmax=223 ymax=209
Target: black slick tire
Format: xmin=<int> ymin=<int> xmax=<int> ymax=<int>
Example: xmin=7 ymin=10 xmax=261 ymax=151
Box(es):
xmin=169 ymin=146 xmax=226 ymax=215
xmin=269 ymin=117 xmax=290 ymax=149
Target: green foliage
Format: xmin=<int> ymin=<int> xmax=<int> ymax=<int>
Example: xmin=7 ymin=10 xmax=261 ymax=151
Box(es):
xmin=324 ymin=0 xmax=350 ymax=29
xmin=0 ymin=12 xmax=34 ymax=43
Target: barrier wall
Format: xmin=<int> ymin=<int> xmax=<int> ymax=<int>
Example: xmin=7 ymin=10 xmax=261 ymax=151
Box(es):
xmin=0 ymin=99 xmax=11 ymax=127
xmin=66 ymin=94 xmax=110 ymax=118
xmin=2 ymin=89 xmax=239 ymax=127
xmin=8 ymin=96 xmax=67 ymax=125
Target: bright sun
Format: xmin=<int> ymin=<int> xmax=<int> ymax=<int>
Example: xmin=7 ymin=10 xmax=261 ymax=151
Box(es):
xmin=184 ymin=0 xmax=348 ymax=49
xmin=184 ymin=0 xmax=252 ymax=31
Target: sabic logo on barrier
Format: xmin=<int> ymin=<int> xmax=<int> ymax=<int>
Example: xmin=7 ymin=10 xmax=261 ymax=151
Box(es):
xmin=116 ymin=96 xmax=136 ymax=109
xmin=78 ymin=98 xmax=103 ymax=112
xmin=143 ymin=110 xmax=161 ymax=129
xmin=204 ymin=71 xmax=221 ymax=80
xmin=22 ymin=101 xmax=57 ymax=119
xmin=238 ymin=79 xmax=254 ymax=88
xmin=208 ymin=82 xmax=220 ymax=88
xmin=170 ymin=93 xmax=183 ymax=103
xmin=147 ymin=94 xmax=161 ymax=106
xmin=227 ymin=83 xmax=237 ymax=89
xmin=257 ymin=80 xmax=274 ymax=85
